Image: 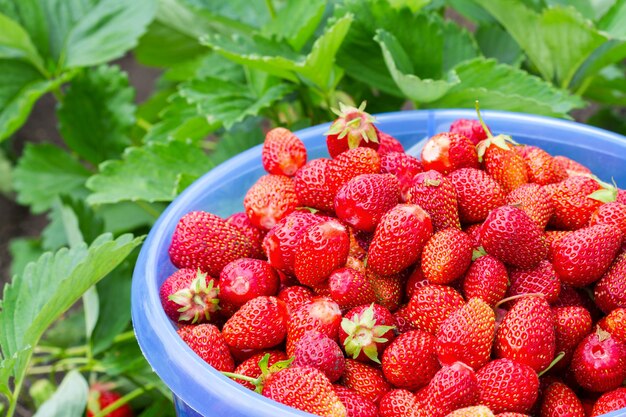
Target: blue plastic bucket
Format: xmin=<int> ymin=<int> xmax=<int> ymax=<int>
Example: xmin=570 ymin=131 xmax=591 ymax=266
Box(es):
xmin=132 ymin=109 xmax=626 ymax=417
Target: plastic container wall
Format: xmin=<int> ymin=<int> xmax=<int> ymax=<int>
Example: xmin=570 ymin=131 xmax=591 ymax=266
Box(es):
xmin=132 ymin=110 xmax=626 ymax=417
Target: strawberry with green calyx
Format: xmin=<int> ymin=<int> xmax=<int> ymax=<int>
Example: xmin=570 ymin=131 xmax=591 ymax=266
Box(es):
xmin=587 ymin=176 xmax=619 ymax=203
xmin=325 ymin=102 xmax=379 ymax=158
xmin=571 ymin=327 xmax=626 ymax=392
xmin=160 ymin=268 xmax=219 ymax=324
xmin=87 ymin=383 xmax=134 ymax=417
xmin=177 ymin=323 xmax=234 ymax=372
xmin=222 ymin=353 xmax=294 ymax=393
xmin=339 ymin=303 xmax=396 ymax=364
xmin=549 ymin=176 xmax=603 ymax=230
xmin=595 ymin=251 xmax=626 ymax=313
xmin=474 ymin=102 xmax=528 ymax=193
xmin=232 ymin=350 xmax=289 ymax=391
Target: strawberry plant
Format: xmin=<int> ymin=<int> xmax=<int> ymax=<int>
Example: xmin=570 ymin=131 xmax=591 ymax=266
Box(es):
xmin=0 ymin=0 xmax=625 ymax=416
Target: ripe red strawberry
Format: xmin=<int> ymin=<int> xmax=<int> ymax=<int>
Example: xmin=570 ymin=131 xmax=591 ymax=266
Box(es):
xmin=406 ymin=284 xmax=465 ymax=334
xmin=378 ymin=389 xmax=422 ymax=417
xmin=553 ymin=306 xmax=592 ymax=370
xmin=476 ymin=358 xmax=539 ymax=414
xmin=598 ymin=308 xmax=626 ymax=344
xmin=233 ymin=350 xmax=289 ymax=390
xmin=595 ymin=251 xmax=626 ymax=313
xmin=539 ymin=382 xmax=585 ymax=417
xmin=87 ymin=384 xmax=134 ymax=417
xmin=367 ymin=204 xmax=433 ymax=276
xmin=277 ymin=285 xmax=313 ymax=313
xmin=222 ymin=296 xmax=288 ymax=350
xmin=294 ymin=219 xmax=349 ymax=286
xmin=262 ymin=211 xmax=323 ymax=274
xmin=339 ymin=304 xmax=395 ymax=364
xmin=549 ymin=176 xmax=602 ymax=230
xmin=480 ymin=205 xmax=548 ymax=269
xmin=591 ymin=388 xmax=626 ymax=416
xmin=404 ymin=265 xmax=429 ymax=301
xmin=462 ymin=254 xmax=509 ymax=308
xmin=544 ymin=230 xmax=572 ymax=262
xmin=517 ymin=146 xmax=567 ymax=185
xmin=382 ymin=330 xmax=441 ymax=391
xmin=328 ymin=267 xmax=376 ymax=311
xmin=437 ymin=298 xmax=495 ymax=370
xmin=495 ymin=413 xmax=530 ymax=417
xmin=406 ymin=170 xmax=461 ymax=232
xmin=244 ymin=174 xmax=298 ymax=230
xmin=169 ymin=211 xmax=255 ymax=277
xmin=553 ymin=155 xmax=591 ymax=177
xmin=421 ymin=132 xmax=479 ymax=175
xmin=333 ymin=385 xmax=378 ymax=417
xmin=334 ymin=173 xmax=400 ymax=232
xmin=421 ymin=228 xmax=473 ymax=284
xmin=618 ymin=189 xmax=626 ymax=204
xmin=450 ymin=118 xmax=489 ymax=145
xmin=286 ymin=296 xmax=342 ymax=357
xmin=380 ymin=152 xmax=423 ymax=200
xmin=262 ymin=127 xmax=307 ymax=176
xmin=226 ymin=212 xmax=266 ymax=258
xmin=160 ymin=268 xmax=219 ymax=324
xmin=572 ymin=328 xmax=626 ymax=392
xmin=325 ymin=102 xmax=379 ymax=158
xmin=392 ymin=305 xmax=417 ymax=334
xmin=219 ymin=258 xmax=279 ymax=309
xmin=367 ymin=271 xmax=404 ymax=312
xmin=477 ymin=135 xmax=528 ymax=193
xmin=552 ymin=224 xmax=622 ymax=287
xmin=506 ymin=184 xmax=554 ymax=230
xmin=447 ymin=406 xmax=495 ymax=417
xmin=262 ymin=365 xmax=347 ymax=417
xmin=424 ymin=362 xmax=480 ymax=417
xmin=495 ymin=295 xmax=556 ymax=372
xmin=293 ymin=330 xmax=345 ymax=383
xmin=294 ymin=158 xmax=336 ymax=212
xmin=448 ymin=168 xmax=506 ymax=224
xmin=341 ymin=359 xmax=392 ymax=404
xmin=506 ymin=260 xmax=560 ymax=304
xmin=589 ymin=201 xmax=626 ymax=239
xmin=328 ymin=147 xmax=381 ymax=193
xmin=376 ymin=131 xmax=404 ymax=156
xmin=177 ymin=323 xmax=234 ymax=371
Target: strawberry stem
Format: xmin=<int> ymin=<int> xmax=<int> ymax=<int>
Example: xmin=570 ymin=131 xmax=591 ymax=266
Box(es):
xmin=494 ymin=293 xmax=544 ymax=309
xmin=474 ymin=100 xmax=493 ymax=138
xmin=92 ymin=383 xmax=156 ymax=417
xmin=221 ymin=372 xmax=260 ymax=385
xmin=538 ymin=351 xmax=565 ymax=377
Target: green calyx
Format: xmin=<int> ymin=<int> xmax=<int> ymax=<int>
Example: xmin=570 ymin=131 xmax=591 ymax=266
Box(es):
xmin=222 ymin=354 xmax=294 ymax=393
xmin=325 ymin=101 xmax=378 ymax=149
xmin=168 ymin=269 xmax=220 ymax=323
xmin=472 ymin=246 xmax=488 ymax=261
xmin=341 ymin=304 xmax=395 ymax=364
xmin=588 ymin=176 xmax=618 ymax=203
xmin=474 ymin=100 xmax=518 ymax=162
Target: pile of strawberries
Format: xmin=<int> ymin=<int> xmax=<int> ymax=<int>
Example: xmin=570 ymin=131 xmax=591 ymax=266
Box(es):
xmin=160 ymin=103 xmax=626 ymax=417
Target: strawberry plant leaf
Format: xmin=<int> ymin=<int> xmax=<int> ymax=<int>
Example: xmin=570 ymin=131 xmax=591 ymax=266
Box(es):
xmin=262 ymin=0 xmax=327 ymax=51
xmin=0 ymin=12 xmax=45 ymax=71
xmin=473 ymin=0 xmax=608 ymax=88
xmin=8 ymin=238 xmax=43 ymax=278
xmin=135 ymin=20 xmax=207 ymax=67
xmin=0 ymin=148 xmax=11 ymax=195
xmin=13 ymin=143 xmax=91 ymax=214
xmin=86 ymin=141 xmax=213 ymax=205
xmin=63 ymin=0 xmax=157 ymax=68
xmin=584 ymin=65 xmax=626 ymax=106
xmin=58 ymin=65 xmax=135 ymax=165
xmin=0 ymin=233 xmax=143 ymax=399
xmin=32 ymin=370 xmax=88 ymax=417
xmin=475 ymin=24 xmax=524 ymax=66
xmin=432 ymin=58 xmax=585 ymax=117
xmin=182 ymin=0 xmax=271 ymax=29
xmin=599 ymin=0 xmax=626 ymax=37
xmin=42 ymin=196 xmax=105 ymax=251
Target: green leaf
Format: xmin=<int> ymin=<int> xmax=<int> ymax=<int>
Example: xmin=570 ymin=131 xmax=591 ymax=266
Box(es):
xmin=0 ymin=148 xmax=12 ymax=195
xmin=99 ymin=202 xmax=159 ymax=234
xmin=0 ymin=0 xmax=51 ymax=60
xmin=135 ymin=20 xmax=207 ymax=67
xmin=207 ymin=118 xmax=265 ymax=166
xmin=91 ymin=257 xmax=135 ymax=355
xmin=63 ymin=0 xmax=157 ymax=68
xmin=33 ymin=370 xmax=88 ymax=417
xmin=178 ymin=77 xmax=294 ymax=129
xmin=42 ymin=197 xmax=105 ymax=251
xmin=431 ymin=58 xmax=585 ymax=117
xmin=202 ymin=14 xmax=354 ymax=91
xmin=473 ymin=0 xmax=608 ymax=88
xmin=475 ymin=24 xmax=524 ymax=66
xmin=599 ymin=0 xmax=626 ymax=37
xmin=0 ymin=233 xmax=143 ymax=390
xmin=0 ymin=59 xmax=67 ymax=142
xmin=587 ymin=106 xmax=626 ymax=135
xmin=583 ymin=65 xmax=626 ymax=105
xmin=40 ymin=308 xmax=86 ymax=349
xmin=0 ymin=12 xmax=45 ymax=71
xmin=13 ymin=143 xmax=91 ymax=213
xmin=262 ymin=0 xmax=327 ymax=51
xmin=183 ymin=0 xmax=271 ymax=28
xmin=375 ymin=29 xmax=459 ymax=102
xmin=86 ymin=141 xmax=213 ymax=205
xmin=0 ymin=347 xmax=31 ymax=397
xmin=8 ymin=238 xmax=43 ymax=278
xmin=58 ymin=65 xmax=135 ymax=165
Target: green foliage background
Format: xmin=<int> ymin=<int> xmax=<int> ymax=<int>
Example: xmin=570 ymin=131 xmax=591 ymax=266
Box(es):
xmin=0 ymin=0 xmax=625 ymax=415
